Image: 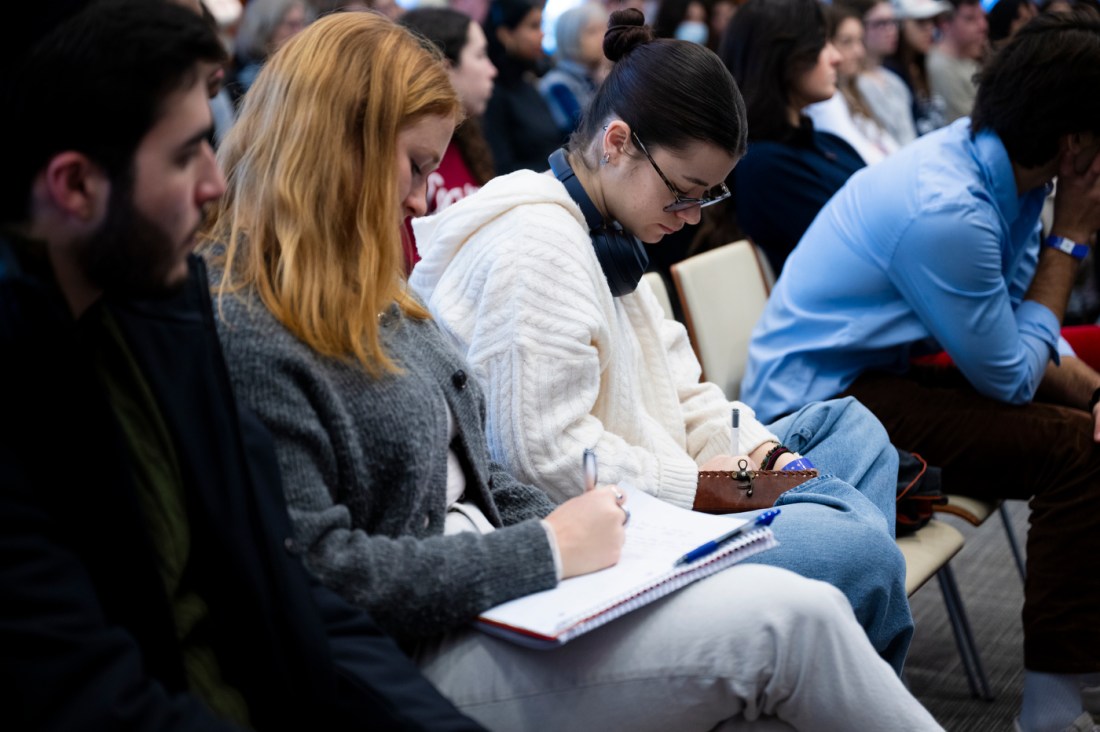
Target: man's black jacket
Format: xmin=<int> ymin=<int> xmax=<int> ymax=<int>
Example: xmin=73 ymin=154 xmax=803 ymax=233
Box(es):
xmin=0 ymin=242 xmax=483 ymax=731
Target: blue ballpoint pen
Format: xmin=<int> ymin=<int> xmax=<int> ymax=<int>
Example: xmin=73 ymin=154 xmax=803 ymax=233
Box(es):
xmin=673 ymin=509 xmax=781 ymax=567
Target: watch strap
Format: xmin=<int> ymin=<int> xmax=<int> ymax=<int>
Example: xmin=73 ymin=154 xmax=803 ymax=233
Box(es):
xmin=1044 ymin=234 xmax=1090 ymax=260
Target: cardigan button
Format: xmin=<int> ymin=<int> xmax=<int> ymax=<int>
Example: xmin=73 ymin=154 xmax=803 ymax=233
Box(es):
xmin=452 ymin=370 xmax=468 ymax=389
xmin=284 ymin=538 xmax=297 ymax=553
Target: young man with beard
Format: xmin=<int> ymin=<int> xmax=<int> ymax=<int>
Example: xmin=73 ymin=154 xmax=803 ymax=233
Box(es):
xmin=0 ymin=2 xmax=483 ymax=729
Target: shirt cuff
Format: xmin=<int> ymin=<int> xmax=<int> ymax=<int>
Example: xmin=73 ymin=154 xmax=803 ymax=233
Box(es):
xmin=1057 ymin=335 xmax=1076 ymax=360
xmin=1017 ymin=299 xmax=1064 ymax=366
xmin=539 ymin=520 xmax=563 ymax=581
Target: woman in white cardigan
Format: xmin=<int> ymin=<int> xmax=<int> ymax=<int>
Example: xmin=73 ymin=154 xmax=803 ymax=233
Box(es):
xmin=413 ymin=8 xmax=915 ymax=675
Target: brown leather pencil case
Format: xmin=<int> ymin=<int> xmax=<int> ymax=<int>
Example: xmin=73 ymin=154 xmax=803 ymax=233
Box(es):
xmin=694 ymin=461 xmax=819 ymax=514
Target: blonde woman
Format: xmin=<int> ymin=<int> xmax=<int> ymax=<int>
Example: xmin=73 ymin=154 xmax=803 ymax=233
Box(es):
xmin=202 ymin=12 xmax=943 ymax=732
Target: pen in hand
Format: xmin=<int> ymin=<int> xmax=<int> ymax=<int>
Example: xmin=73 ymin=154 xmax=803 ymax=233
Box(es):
xmin=673 ymin=509 xmax=781 ymax=567
xmin=583 ymin=448 xmax=598 ymax=492
xmin=730 ymin=407 xmax=740 ymax=456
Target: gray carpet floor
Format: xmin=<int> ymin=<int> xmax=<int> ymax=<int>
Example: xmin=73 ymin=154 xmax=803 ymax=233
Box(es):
xmin=905 ymin=500 xmax=1031 ymax=731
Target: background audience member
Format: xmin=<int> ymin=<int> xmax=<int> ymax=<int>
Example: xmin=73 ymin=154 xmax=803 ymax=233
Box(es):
xmin=743 ymin=11 xmax=1100 ymax=730
xmin=400 ymin=7 xmax=497 ymax=270
xmin=227 ymin=0 xmax=311 ymax=106
xmin=653 ymin=0 xmax=711 ymax=41
xmin=0 ymin=3 xmax=484 ymax=730
xmin=927 ymin=0 xmax=989 ymax=121
xmin=413 ymin=8 xmax=917 ymax=674
xmin=202 ymin=11 xmax=942 ymax=731
xmin=483 ymin=0 xmax=563 ymax=172
xmin=885 ymin=0 xmax=949 ymax=136
xmin=539 ymin=3 xmax=608 ymax=136
xmin=708 ymin=0 xmax=740 ymax=48
xmin=453 ymin=0 xmax=491 ymax=23
xmin=807 ymin=2 xmax=900 ymax=165
xmin=851 ymin=0 xmax=918 ymax=145
xmin=987 ymin=0 xmax=1038 ymax=47
xmin=721 ymin=0 xmax=865 ymax=273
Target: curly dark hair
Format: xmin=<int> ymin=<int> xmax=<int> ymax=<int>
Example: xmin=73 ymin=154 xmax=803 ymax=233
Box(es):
xmin=971 ymin=7 xmax=1100 ymax=167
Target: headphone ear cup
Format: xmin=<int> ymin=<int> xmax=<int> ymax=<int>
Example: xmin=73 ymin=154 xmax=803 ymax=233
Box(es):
xmin=591 ymin=229 xmax=649 ymax=298
xmin=548 ymin=148 xmax=649 ymax=297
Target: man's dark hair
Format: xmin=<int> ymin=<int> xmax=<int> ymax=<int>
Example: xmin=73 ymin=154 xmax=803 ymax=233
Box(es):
xmin=972 ymin=8 xmax=1100 ymax=168
xmin=987 ymin=0 xmax=1030 ymax=41
xmin=1 ymin=0 xmax=226 ymax=224
xmin=719 ymin=0 xmax=827 ymax=142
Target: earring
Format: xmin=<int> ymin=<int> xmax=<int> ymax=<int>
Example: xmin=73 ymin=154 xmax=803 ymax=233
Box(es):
xmin=601 ymin=152 xmax=611 ymax=165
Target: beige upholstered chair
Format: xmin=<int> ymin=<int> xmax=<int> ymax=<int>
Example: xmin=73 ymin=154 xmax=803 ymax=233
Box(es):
xmin=641 ymin=271 xmax=675 ymax=321
xmin=938 ymin=495 xmax=1026 ymax=581
xmin=896 ymin=519 xmax=964 ymax=596
xmin=670 ymin=240 xmax=771 ymax=400
xmin=670 ymin=240 xmax=993 ymax=700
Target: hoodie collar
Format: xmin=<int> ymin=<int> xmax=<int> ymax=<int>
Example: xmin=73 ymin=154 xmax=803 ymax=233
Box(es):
xmin=409 ymin=169 xmax=586 ymax=299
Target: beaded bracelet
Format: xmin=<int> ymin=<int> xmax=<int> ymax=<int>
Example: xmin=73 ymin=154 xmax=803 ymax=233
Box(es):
xmin=762 ymin=443 xmax=792 ymax=470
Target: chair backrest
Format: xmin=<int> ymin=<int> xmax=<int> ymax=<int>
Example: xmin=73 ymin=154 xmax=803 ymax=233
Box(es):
xmin=641 ymin=271 xmax=675 ymax=320
xmin=754 ymin=243 xmax=776 ymax=289
xmin=670 ymin=240 xmax=771 ymax=399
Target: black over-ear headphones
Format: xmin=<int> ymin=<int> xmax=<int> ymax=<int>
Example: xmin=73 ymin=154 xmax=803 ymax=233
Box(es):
xmin=548 ymin=148 xmax=649 ymax=297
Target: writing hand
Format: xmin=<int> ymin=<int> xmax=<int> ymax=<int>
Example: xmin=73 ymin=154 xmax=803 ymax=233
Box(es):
xmin=545 ymin=486 xmax=626 ymax=579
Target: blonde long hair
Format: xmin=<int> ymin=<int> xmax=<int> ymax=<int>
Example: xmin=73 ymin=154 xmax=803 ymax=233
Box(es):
xmin=205 ymin=12 xmax=461 ymax=375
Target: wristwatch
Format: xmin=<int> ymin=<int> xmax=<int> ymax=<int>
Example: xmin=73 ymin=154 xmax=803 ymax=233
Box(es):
xmin=1044 ymin=234 xmax=1090 ymax=260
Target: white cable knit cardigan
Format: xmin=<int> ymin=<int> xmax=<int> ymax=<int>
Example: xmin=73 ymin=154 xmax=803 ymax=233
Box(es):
xmin=411 ymin=169 xmax=776 ymax=509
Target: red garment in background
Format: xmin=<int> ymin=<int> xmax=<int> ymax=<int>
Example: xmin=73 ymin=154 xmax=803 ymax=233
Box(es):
xmin=911 ymin=325 xmax=1100 ymax=372
xmin=402 ymin=141 xmax=482 ymax=273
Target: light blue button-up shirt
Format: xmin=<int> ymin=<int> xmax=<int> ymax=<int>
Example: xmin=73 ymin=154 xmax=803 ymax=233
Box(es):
xmin=743 ymin=119 xmax=1065 ymax=423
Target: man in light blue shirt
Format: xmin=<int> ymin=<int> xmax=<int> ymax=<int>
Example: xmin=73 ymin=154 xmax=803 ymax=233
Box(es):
xmin=744 ymin=118 xmax=1060 ymax=419
xmin=744 ymin=10 xmax=1100 ymax=732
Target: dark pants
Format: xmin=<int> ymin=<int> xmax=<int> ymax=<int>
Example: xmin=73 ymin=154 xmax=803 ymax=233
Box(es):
xmin=841 ymin=367 xmax=1100 ymax=674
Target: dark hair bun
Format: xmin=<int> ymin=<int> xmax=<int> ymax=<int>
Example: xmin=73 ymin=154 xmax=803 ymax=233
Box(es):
xmin=604 ymin=8 xmax=654 ymax=62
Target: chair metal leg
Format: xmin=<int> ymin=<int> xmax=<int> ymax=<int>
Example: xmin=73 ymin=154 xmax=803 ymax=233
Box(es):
xmin=937 ymin=564 xmax=994 ymax=701
xmin=999 ymin=502 xmax=1027 ymax=582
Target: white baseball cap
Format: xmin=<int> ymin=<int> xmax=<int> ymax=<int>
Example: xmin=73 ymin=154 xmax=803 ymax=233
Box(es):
xmin=892 ymin=0 xmax=954 ymax=19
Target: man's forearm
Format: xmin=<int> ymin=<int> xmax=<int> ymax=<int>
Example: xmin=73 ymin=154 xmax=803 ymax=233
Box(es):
xmin=1036 ymin=355 xmax=1100 ymax=411
xmin=1024 ymin=247 xmax=1080 ymax=323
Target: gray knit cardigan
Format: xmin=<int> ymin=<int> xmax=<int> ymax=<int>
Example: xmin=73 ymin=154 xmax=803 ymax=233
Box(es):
xmin=211 ymin=274 xmax=558 ymax=646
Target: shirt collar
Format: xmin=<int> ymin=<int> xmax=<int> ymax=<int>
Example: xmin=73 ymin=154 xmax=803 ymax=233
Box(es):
xmin=970 ymin=125 xmax=1026 ymax=224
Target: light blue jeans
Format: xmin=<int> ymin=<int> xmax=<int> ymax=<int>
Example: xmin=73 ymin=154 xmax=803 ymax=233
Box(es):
xmin=738 ymin=396 xmax=912 ymax=674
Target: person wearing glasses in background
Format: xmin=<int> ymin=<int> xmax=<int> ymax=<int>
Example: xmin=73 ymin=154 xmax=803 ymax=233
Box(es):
xmin=412 ymin=8 xmax=917 ymax=676
xmin=806 ymin=2 xmax=901 ymax=166
xmin=849 ymin=0 xmax=919 ymax=146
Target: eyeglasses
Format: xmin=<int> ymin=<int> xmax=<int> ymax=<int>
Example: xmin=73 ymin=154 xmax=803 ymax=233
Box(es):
xmin=864 ymin=17 xmax=898 ymax=30
xmin=631 ymin=132 xmax=731 ymax=213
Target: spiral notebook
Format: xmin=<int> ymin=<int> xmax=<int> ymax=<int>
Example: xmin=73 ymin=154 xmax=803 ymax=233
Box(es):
xmin=477 ymin=484 xmax=778 ymax=649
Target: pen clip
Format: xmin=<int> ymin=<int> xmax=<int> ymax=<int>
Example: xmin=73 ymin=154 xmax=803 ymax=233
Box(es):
xmin=583 ymin=448 xmax=598 ymax=492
